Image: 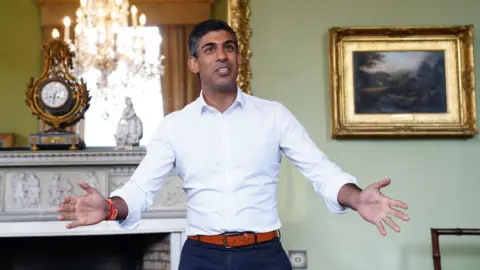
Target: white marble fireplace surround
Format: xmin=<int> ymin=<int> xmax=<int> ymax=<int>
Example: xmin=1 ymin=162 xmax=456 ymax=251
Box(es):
xmin=0 ymin=148 xmax=188 ymax=270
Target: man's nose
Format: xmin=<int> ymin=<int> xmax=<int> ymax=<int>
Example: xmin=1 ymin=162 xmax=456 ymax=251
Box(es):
xmin=216 ymin=49 xmax=227 ymax=61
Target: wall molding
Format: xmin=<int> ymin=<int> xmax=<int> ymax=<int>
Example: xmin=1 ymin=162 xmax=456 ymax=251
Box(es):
xmin=36 ymin=0 xmax=214 ymax=28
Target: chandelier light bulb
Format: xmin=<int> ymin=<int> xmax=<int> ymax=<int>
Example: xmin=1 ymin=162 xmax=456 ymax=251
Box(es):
xmin=130 ymin=5 xmax=138 ymax=27
xmin=63 ymin=16 xmax=71 ymax=42
xmin=51 ymin=28 xmax=60 ymax=39
xmin=63 ymin=16 xmax=71 ymax=27
xmin=139 ymin=14 xmax=146 ymax=26
xmin=97 ymin=8 xmax=105 ymax=17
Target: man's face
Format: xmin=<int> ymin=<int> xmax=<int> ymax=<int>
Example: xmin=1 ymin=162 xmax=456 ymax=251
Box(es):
xmin=188 ymin=30 xmax=240 ymax=92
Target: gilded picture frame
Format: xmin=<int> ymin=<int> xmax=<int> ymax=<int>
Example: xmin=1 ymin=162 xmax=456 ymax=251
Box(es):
xmin=228 ymin=0 xmax=252 ymax=95
xmin=329 ymin=25 xmax=478 ymax=138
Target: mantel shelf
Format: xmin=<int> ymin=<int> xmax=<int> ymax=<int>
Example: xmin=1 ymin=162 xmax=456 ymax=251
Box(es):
xmin=0 ymin=147 xmax=147 ymax=167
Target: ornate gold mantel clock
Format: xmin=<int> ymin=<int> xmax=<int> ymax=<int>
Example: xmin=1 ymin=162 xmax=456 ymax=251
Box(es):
xmin=25 ymin=39 xmax=90 ymax=151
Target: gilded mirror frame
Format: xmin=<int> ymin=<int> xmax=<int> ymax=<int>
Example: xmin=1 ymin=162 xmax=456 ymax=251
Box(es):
xmin=228 ymin=0 xmax=252 ymax=95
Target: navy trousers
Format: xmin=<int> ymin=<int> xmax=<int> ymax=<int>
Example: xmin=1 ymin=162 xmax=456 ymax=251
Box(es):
xmin=178 ymin=236 xmax=292 ymax=270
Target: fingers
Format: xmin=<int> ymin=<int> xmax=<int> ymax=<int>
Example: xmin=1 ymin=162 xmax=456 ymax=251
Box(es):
xmin=66 ymin=220 xmax=84 ymax=229
xmin=387 ymin=198 xmax=409 ymax=221
xmin=370 ymin=178 xmax=391 ymax=190
xmin=57 ymin=203 xmax=76 ymax=213
xmin=57 ymin=196 xmax=78 ymax=213
xmin=388 ymin=207 xmax=409 ymax=221
xmin=57 ymin=203 xmax=85 ymax=229
xmin=375 ymin=214 xmax=400 ymax=236
xmin=375 ymin=220 xmax=387 ymax=236
xmin=78 ymin=181 xmax=95 ymax=193
xmin=383 ymin=216 xmax=400 ymax=232
xmin=389 ymin=199 xmax=409 ymax=210
xmin=58 ymin=213 xmax=76 ymax=221
xmin=61 ymin=196 xmax=78 ymax=205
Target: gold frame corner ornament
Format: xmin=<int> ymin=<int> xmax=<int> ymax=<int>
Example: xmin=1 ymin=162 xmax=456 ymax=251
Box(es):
xmin=329 ymin=25 xmax=478 ymax=139
xmin=228 ymin=0 xmax=252 ymax=95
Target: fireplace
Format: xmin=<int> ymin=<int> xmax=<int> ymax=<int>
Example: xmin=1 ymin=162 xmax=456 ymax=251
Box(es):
xmin=0 ymin=149 xmax=188 ymax=270
xmin=0 ymin=233 xmax=170 ymax=270
xmin=0 ymin=219 xmax=187 ymax=270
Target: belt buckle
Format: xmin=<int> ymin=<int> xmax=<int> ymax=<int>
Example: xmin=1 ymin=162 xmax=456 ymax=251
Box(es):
xmin=222 ymin=232 xmax=241 ymax=248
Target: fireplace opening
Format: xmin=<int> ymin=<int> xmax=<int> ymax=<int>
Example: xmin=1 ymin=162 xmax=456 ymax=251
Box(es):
xmin=0 ymin=232 xmax=170 ymax=270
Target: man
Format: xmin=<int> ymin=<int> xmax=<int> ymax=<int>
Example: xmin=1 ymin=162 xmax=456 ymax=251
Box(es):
xmin=57 ymin=19 xmax=409 ymax=269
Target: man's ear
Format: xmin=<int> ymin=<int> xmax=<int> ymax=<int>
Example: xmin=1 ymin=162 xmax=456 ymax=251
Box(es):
xmin=188 ymin=56 xmax=199 ymax=74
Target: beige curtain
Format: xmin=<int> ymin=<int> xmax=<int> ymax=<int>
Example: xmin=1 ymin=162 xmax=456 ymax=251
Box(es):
xmin=160 ymin=25 xmax=201 ymax=115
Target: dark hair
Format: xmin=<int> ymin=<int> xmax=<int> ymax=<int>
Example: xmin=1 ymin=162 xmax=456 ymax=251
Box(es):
xmin=188 ymin=19 xmax=238 ymax=58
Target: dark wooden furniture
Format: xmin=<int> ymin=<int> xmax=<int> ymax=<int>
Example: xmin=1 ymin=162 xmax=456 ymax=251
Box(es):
xmin=431 ymin=228 xmax=480 ymax=270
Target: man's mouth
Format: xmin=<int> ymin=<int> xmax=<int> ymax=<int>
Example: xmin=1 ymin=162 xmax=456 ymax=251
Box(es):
xmin=215 ymin=67 xmax=230 ymax=75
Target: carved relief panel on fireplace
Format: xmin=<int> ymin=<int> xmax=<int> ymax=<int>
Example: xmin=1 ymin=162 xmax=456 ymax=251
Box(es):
xmin=0 ymin=150 xmax=186 ymax=221
xmin=3 ymin=169 xmax=109 ymax=211
xmin=8 ymin=172 xmax=41 ymax=209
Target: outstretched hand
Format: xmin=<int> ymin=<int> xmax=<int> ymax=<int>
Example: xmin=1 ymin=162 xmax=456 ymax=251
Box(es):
xmin=357 ymin=178 xmax=409 ymax=236
xmin=57 ymin=181 xmax=109 ymax=229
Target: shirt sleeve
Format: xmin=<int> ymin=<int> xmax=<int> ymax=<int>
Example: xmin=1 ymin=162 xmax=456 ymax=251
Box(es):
xmin=276 ymin=102 xmax=358 ymax=214
xmin=109 ymin=115 xmax=176 ymax=229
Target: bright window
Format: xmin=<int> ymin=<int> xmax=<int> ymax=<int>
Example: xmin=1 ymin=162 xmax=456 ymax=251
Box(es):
xmin=79 ymin=26 xmax=164 ymax=147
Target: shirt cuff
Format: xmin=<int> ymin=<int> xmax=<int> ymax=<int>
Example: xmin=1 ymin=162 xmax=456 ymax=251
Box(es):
xmin=109 ymin=186 xmax=143 ymax=229
xmin=321 ymin=174 xmax=358 ymax=214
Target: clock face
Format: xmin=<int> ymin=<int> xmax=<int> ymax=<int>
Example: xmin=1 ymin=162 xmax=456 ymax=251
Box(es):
xmin=40 ymin=81 xmax=69 ymax=109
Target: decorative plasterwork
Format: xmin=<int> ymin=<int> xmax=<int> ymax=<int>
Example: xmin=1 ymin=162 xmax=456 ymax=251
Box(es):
xmin=0 ymin=148 xmax=146 ymax=167
xmin=0 ymin=149 xmax=186 ymax=222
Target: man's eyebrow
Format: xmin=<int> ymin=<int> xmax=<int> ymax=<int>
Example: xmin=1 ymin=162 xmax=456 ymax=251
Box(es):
xmin=201 ymin=42 xmax=215 ymax=49
xmin=200 ymin=40 xmax=235 ymax=49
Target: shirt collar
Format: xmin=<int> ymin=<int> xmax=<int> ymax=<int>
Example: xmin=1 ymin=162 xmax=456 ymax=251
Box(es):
xmin=196 ymin=87 xmax=246 ymax=114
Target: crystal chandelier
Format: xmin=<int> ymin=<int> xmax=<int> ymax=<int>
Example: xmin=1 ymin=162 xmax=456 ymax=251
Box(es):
xmin=57 ymin=0 xmax=164 ymax=112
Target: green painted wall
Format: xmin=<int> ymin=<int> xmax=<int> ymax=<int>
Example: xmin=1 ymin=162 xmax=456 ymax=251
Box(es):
xmin=0 ymin=0 xmax=41 ymax=145
xmin=1 ymin=1 xmax=479 ymax=269
xmin=211 ymin=0 xmax=228 ymax=22
xmin=250 ymin=0 xmax=480 ymax=270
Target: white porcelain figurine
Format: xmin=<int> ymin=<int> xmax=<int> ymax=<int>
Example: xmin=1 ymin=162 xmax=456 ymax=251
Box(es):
xmin=114 ymin=97 xmax=143 ymax=149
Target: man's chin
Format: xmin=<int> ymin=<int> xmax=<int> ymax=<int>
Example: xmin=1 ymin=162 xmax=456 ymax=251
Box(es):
xmin=213 ymin=79 xmax=237 ymax=92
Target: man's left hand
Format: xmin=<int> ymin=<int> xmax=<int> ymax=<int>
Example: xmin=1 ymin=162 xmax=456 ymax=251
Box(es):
xmin=356 ymin=178 xmax=409 ymax=236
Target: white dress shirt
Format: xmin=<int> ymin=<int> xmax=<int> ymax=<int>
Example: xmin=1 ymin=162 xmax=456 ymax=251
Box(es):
xmin=110 ymin=87 xmax=358 ymax=236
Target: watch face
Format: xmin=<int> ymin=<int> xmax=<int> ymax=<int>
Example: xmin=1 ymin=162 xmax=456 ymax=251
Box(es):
xmin=40 ymin=81 xmax=69 ymax=108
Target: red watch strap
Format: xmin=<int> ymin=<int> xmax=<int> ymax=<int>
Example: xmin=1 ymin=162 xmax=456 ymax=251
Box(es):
xmin=105 ymin=198 xmax=118 ymax=220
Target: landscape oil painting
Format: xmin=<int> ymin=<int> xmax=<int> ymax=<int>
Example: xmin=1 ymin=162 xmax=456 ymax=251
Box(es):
xmin=328 ymin=25 xmax=477 ymax=138
xmin=353 ymin=51 xmax=447 ymax=114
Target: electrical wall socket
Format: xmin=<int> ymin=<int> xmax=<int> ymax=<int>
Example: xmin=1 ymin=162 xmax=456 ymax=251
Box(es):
xmin=288 ymin=250 xmax=308 ymax=269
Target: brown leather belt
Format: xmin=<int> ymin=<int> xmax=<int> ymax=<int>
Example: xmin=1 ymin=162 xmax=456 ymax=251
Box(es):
xmin=188 ymin=230 xmax=279 ymax=248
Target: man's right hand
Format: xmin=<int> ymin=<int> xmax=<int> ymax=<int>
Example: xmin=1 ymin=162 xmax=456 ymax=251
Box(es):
xmin=57 ymin=181 xmax=109 ymax=229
